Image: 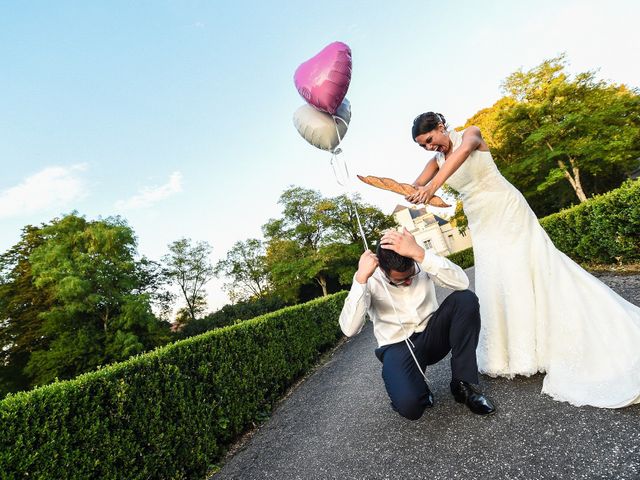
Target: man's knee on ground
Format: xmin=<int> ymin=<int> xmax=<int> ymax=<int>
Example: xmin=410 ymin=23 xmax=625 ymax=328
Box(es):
xmin=393 ymin=396 xmax=425 ymax=421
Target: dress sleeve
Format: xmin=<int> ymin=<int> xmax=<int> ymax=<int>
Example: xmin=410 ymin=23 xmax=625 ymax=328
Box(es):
xmin=420 ymin=249 xmax=469 ymax=290
xmin=338 ymin=275 xmax=372 ymax=337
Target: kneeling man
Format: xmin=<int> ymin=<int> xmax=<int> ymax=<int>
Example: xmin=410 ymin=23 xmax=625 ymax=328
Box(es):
xmin=339 ymin=228 xmax=495 ymax=420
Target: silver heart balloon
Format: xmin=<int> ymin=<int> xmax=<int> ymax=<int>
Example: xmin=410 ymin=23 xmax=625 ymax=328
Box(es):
xmin=292 ymin=98 xmax=351 ymax=152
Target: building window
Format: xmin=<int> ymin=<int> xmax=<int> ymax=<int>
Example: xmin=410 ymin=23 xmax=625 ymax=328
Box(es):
xmin=423 ymin=239 xmax=433 ymax=249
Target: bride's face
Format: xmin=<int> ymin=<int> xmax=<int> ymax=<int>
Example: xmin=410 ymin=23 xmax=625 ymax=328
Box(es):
xmin=414 ymin=124 xmax=451 ymax=154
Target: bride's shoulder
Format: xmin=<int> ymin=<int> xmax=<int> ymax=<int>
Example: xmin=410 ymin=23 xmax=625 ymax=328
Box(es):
xmin=461 ymin=126 xmax=489 ymax=152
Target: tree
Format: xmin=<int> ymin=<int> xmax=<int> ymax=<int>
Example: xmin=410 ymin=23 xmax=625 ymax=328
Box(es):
xmin=321 ymin=193 xmax=396 ymax=247
xmin=0 ymin=225 xmax=49 ymax=394
xmin=503 ymin=56 xmax=640 ymax=200
xmin=263 ymin=187 xmax=396 ymax=301
xmin=0 ymin=214 xmax=171 ymax=390
xmin=464 ymin=55 xmax=640 ymax=215
xmin=162 ymin=238 xmax=214 ymax=323
xmin=450 ymin=200 xmax=469 ymax=235
xmin=214 ymin=239 xmax=270 ymax=303
xmin=263 ymin=187 xmax=333 ymax=297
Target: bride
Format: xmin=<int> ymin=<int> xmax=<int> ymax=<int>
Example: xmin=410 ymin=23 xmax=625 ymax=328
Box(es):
xmin=406 ymin=111 xmax=640 ymax=408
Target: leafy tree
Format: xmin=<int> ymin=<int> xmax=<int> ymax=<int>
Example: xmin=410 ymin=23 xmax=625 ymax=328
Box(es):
xmin=321 ymin=193 xmax=396 ymax=247
xmin=450 ymin=200 xmax=469 ymax=235
xmin=162 ymin=238 xmax=214 ymax=323
xmin=464 ymin=55 xmax=640 ymax=215
xmin=0 ymin=225 xmax=49 ymax=395
xmin=134 ymin=257 xmax=176 ymax=321
xmin=0 ymin=214 xmax=171 ymax=390
xmin=462 ymin=97 xmax=517 ymax=153
xmin=214 ymin=239 xmax=270 ymax=303
xmin=264 ymin=239 xmax=325 ymax=300
xmin=263 ymin=187 xmax=332 ymax=298
xmin=263 ymin=187 xmax=395 ymax=301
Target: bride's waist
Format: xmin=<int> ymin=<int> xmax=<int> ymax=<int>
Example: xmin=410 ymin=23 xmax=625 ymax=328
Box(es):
xmin=457 ymin=172 xmax=511 ymax=197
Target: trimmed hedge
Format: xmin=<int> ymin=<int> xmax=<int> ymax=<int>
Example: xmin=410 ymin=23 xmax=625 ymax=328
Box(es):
xmin=446 ymin=247 xmax=474 ymax=269
xmin=446 ymin=179 xmax=640 ymax=269
xmin=0 ymin=291 xmax=347 ymax=480
xmin=539 ymin=179 xmax=640 ymax=264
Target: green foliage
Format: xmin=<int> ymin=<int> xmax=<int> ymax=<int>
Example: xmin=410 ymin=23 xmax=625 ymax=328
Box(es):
xmin=0 ymin=214 xmax=171 ymax=393
xmin=0 ymin=225 xmax=50 ymax=396
xmin=446 ymin=247 xmax=475 ymax=270
xmin=177 ymin=295 xmax=290 ymax=338
xmin=162 ymin=238 xmax=214 ymax=324
xmin=446 ymin=180 xmax=640 ymax=268
xmin=262 ymin=187 xmax=395 ymax=302
xmin=540 ymin=179 xmax=640 ymax=263
xmin=464 ymin=54 xmax=640 ymax=216
xmin=450 ymin=200 xmax=469 ymax=235
xmin=214 ymin=238 xmax=270 ymax=302
xmin=0 ymin=292 xmax=347 ymax=479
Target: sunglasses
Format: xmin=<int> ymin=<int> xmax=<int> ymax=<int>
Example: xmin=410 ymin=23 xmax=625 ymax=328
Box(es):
xmin=384 ymin=263 xmax=421 ymax=287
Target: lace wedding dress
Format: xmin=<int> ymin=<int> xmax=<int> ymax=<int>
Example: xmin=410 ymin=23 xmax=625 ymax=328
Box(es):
xmin=435 ymin=129 xmax=640 ymax=408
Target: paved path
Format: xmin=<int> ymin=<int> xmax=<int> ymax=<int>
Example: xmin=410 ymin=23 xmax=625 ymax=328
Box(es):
xmin=212 ymin=269 xmax=640 ymax=480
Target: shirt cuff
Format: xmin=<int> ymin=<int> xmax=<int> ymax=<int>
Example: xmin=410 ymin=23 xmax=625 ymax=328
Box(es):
xmin=352 ymin=272 xmax=369 ymax=291
xmin=419 ymin=248 xmax=445 ymax=273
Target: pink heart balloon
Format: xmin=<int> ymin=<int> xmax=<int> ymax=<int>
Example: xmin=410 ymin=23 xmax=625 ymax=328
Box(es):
xmin=294 ymin=41 xmax=352 ymax=115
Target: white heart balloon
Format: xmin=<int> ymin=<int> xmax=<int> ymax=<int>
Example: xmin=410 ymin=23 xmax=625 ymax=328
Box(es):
xmin=293 ymin=98 xmax=351 ymax=152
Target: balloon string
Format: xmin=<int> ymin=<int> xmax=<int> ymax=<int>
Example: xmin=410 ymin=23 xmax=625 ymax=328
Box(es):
xmin=331 ymin=113 xmax=428 ymax=385
xmin=330 ymin=116 xmax=368 ymax=251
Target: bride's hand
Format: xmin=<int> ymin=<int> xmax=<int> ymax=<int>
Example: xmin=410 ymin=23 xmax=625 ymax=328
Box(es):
xmin=406 ymin=185 xmax=434 ymax=205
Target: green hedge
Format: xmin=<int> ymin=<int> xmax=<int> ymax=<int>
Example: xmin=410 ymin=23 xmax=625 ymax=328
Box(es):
xmin=0 ymin=291 xmax=347 ymax=480
xmin=539 ymin=179 xmax=640 ymax=264
xmin=446 ymin=247 xmax=475 ymax=269
xmin=446 ymin=179 xmax=640 ymax=268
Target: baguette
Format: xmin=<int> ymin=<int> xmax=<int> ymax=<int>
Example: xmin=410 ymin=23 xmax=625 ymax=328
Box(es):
xmin=357 ymin=175 xmax=450 ymax=208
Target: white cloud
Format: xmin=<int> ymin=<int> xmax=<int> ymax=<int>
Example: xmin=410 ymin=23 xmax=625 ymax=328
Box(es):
xmin=115 ymin=171 xmax=183 ymax=210
xmin=0 ymin=164 xmax=88 ymax=219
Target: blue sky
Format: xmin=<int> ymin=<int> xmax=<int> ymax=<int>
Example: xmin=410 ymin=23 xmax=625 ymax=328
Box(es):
xmin=1 ymin=0 xmax=639 ymax=310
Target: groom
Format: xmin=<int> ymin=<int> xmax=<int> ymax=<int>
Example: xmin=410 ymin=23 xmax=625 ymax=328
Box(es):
xmin=339 ymin=227 xmax=495 ymax=419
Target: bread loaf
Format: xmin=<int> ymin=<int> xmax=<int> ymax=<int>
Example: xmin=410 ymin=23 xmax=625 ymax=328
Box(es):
xmin=357 ymin=175 xmax=450 ymax=208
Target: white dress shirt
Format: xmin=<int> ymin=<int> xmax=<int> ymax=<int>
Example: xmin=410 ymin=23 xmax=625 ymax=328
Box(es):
xmin=339 ymin=248 xmax=469 ymax=346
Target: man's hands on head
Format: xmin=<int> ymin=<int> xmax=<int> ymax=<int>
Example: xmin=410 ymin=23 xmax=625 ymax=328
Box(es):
xmin=356 ymin=250 xmax=379 ymax=284
xmin=380 ymin=227 xmax=425 ymax=263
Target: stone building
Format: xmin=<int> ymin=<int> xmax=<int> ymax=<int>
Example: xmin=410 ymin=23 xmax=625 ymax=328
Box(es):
xmin=392 ymin=205 xmax=472 ymax=257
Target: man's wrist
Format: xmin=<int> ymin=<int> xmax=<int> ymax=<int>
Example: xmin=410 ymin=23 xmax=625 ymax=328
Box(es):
xmin=355 ymin=272 xmax=370 ymax=284
xmin=409 ymin=246 xmax=425 ymax=264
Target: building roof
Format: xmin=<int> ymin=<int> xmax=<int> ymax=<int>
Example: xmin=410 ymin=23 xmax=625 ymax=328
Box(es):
xmin=392 ymin=204 xmax=429 ymax=218
xmin=434 ymin=215 xmax=448 ymax=226
xmin=393 ymin=204 xmax=449 ymax=225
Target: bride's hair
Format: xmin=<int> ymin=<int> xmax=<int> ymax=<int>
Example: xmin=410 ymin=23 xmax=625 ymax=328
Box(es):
xmin=411 ymin=112 xmax=447 ymax=140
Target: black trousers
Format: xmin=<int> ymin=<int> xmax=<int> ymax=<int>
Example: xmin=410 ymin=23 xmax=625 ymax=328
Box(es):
xmin=374 ymin=289 xmax=481 ymax=420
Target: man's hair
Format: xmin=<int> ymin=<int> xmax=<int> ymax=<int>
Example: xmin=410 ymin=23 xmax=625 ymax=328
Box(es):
xmin=376 ymin=242 xmax=414 ymax=273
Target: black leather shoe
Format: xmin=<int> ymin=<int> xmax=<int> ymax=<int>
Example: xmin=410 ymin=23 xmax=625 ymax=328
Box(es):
xmin=450 ymin=380 xmax=496 ymax=415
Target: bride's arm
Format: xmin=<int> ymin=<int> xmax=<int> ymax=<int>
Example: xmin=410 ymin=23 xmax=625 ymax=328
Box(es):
xmin=412 ymin=158 xmax=439 ymax=187
xmin=407 ymin=127 xmax=484 ymax=204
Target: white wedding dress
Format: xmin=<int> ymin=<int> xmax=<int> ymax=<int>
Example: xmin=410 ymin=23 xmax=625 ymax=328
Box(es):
xmin=435 ymin=129 xmax=640 ymax=408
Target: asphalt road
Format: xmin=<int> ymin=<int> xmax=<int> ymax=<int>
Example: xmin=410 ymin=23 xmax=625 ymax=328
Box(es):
xmin=212 ymin=268 xmax=640 ymax=480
